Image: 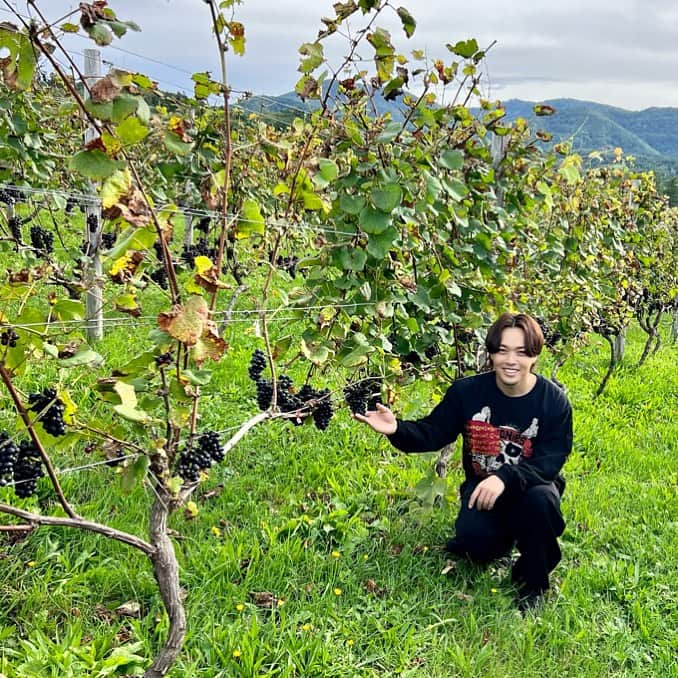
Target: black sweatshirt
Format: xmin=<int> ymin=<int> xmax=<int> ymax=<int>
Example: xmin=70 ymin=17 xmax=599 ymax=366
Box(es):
xmin=388 ymin=371 xmax=573 ymax=496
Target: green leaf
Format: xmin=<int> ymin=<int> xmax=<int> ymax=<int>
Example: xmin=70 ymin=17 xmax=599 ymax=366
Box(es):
xmin=84 ymin=99 xmax=114 ymax=122
xmin=359 ymin=206 xmax=391 ymax=234
xmin=108 ymin=19 xmax=141 ymax=39
xmin=167 ymin=476 xmax=183 ymax=495
xmin=318 ymin=158 xmax=339 ymax=182
xmin=121 ymin=455 xmax=149 ymax=494
xmin=111 ymin=93 xmax=140 ymax=123
xmin=334 ymin=247 xmax=368 ymax=271
xmin=58 ymin=347 xmax=104 ymax=368
xmin=440 ymin=149 xmax=464 ymax=170
xmin=448 ymin=39 xmax=479 ymax=58
xmin=300 ymin=338 xmax=331 ymax=366
xmin=69 ymin=150 xmax=125 ymax=180
xmin=113 ymin=381 xmax=152 ymax=424
xmin=534 ymin=103 xmax=556 ymax=117
xmin=105 ymin=225 xmax=156 ymax=262
xmin=116 ymin=116 xmax=149 ymax=146
xmin=114 ymin=293 xmax=139 ymax=314
xmin=367 ymin=28 xmax=395 ymax=82
xmin=414 ymin=470 xmax=448 ymax=506
xmin=301 ymin=190 xmax=330 ymax=212
xmin=558 ymin=163 xmax=580 ymax=185
xmin=163 ymin=131 xmax=192 ymax=155
xmin=339 ymin=193 xmax=365 ymax=215
xmin=295 ymin=75 xmax=320 ymax=100
xmin=60 ymin=22 xmax=80 ymax=33
xmin=338 ymin=333 xmax=371 ymax=368
xmin=52 ymin=300 xmax=85 ymax=321
xmin=83 ymin=22 xmax=114 ymax=46
xmin=0 ymin=26 xmax=37 ymax=89
xmin=298 ymin=42 xmax=324 ymax=73
xmin=443 ymin=177 xmax=469 ymax=201
xmin=101 ymin=169 xmax=132 ymax=209
xmin=182 ymin=369 xmax=214 ymax=386
xmin=371 ymin=184 xmax=402 ymax=213
xmin=376 ymin=121 xmax=402 ymax=144
xmin=237 ymin=198 xmax=265 ymax=237
xmin=396 ymin=7 xmax=416 ymax=37
xmin=366 ymin=226 xmax=398 ymax=259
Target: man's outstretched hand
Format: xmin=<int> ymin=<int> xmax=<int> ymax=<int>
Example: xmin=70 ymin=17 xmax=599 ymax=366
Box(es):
xmin=353 ymin=402 xmax=398 ymax=436
xmin=468 ymin=475 xmax=505 ymax=511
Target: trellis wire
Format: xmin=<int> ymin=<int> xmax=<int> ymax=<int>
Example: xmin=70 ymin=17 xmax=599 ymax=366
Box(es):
xmin=1 ymin=184 xmax=362 ymax=237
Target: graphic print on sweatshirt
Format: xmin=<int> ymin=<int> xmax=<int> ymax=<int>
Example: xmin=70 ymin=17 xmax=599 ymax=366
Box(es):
xmin=466 ymin=407 xmax=539 ymax=476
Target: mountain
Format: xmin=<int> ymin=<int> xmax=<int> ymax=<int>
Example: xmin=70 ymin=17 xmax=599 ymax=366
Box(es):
xmin=235 ymin=91 xmax=678 ymax=168
xmin=499 ymin=98 xmax=678 ymax=160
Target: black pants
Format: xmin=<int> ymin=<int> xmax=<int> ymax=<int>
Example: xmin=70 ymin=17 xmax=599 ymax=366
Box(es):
xmin=447 ymin=480 xmax=565 ymax=595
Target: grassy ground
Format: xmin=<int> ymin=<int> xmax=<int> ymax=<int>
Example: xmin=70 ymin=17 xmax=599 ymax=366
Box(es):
xmin=0 ymin=322 xmax=676 ymax=677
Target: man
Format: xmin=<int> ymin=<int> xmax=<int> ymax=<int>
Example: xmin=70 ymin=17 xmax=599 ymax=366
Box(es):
xmin=355 ymin=313 xmax=573 ymax=611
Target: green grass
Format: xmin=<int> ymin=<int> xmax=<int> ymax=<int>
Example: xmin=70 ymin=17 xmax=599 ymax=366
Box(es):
xmin=1 ymin=323 xmax=676 ymax=677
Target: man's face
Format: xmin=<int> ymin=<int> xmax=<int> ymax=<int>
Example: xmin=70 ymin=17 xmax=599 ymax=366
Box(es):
xmin=490 ymin=327 xmax=538 ymax=396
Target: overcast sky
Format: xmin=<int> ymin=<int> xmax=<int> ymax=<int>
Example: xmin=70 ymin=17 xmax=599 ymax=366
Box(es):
xmin=9 ymin=1 xmax=678 ymax=111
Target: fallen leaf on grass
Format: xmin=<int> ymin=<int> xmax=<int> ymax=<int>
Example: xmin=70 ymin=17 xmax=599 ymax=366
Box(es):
xmin=115 ymin=601 xmax=141 ymax=618
xmin=454 ymin=591 xmax=473 ymax=602
xmin=364 ymin=578 xmax=387 ymax=597
xmin=441 ymin=559 xmax=457 ymax=575
xmin=249 ymin=591 xmax=278 ymax=608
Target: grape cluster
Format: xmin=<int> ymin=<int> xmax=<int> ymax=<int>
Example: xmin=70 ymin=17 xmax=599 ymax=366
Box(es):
xmin=101 ymin=232 xmax=116 ymax=249
xmin=150 ymin=267 xmax=168 ymax=289
xmin=176 ymin=430 xmax=223 ymax=482
xmin=28 ymin=388 xmax=66 ymax=437
xmin=343 ymin=378 xmax=383 ymax=415
xmin=0 ymin=432 xmax=19 ymax=486
xmin=13 ymin=439 xmax=44 ymax=498
xmin=86 ymin=213 xmax=99 ymax=233
xmin=311 ymin=389 xmax=333 ymax=430
xmin=199 ymin=430 xmax=224 ymax=463
xmin=248 ymin=349 xmax=266 ymax=380
xmin=153 ymin=240 xmax=164 ymax=260
xmin=535 ymin=317 xmax=562 ymax=349
xmin=0 ymin=189 xmax=15 ymax=206
xmin=255 ymin=379 xmax=274 ymax=411
xmin=196 ymin=216 xmax=211 ymax=233
xmin=30 ymin=225 xmax=54 ymax=255
xmin=8 ymin=216 xmax=22 ymax=244
xmin=247 ymin=350 xmax=335 ymax=429
xmin=181 ymin=239 xmax=217 ymax=267
xmin=154 ymin=351 xmax=173 ymax=368
xmin=275 ymin=255 xmax=299 ymax=277
xmin=1 ymin=328 xmax=18 ymax=347
xmin=0 ymin=187 xmax=23 ymax=205
xmin=65 ymin=196 xmax=78 ymax=213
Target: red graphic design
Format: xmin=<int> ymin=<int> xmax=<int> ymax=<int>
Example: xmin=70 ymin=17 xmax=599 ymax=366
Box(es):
xmin=465 ymin=410 xmax=539 ymax=476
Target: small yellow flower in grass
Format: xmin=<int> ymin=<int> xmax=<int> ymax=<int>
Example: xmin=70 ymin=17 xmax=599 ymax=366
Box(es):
xmin=491 ymin=588 xmax=498 ymax=594
xmin=333 ymin=587 xmax=342 ymax=596
xmin=363 ymin=554 xmax=369 ymax=561
xmin=277 ymin=598 xmax=285 ymax=607
xmin=301 ymin=623 xmax=312 ymax=632
xmin=211 ymin=526 xmax=221 ymax=538
xmin=346 ymin=639 xmax=355 ymax=647
xmin=331 ymin=550 xmax=341 ymax=559
xmin=26 ymin=561 xmax=37 ymax=568
xmin=232 ymin=649 xmax=241 ymax=659
xmin=236 ymin=603 xmax=245 ymax=612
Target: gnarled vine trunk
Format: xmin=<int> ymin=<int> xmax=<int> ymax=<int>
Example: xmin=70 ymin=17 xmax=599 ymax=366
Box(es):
xmin=145 ymin=493 xmax=186 ymax=678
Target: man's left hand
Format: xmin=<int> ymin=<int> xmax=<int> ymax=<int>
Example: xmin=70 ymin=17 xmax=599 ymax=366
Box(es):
xmin=468 ymin=475 xmax=505 ymax=511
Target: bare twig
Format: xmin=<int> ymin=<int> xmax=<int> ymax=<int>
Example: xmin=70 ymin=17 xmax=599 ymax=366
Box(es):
xmin=0 ymin=502 xmax=154 ymax=555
